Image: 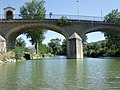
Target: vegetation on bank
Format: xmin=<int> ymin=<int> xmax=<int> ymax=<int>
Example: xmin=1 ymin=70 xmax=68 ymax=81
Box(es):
xmin=0 ymin=51 xmax=15 ymax=62
xmin=84 ymin=9 xmax=120 ymax=58
xmin=0 ymin=37 xmax=66 ymax=63
xmin=0 ymin=38 xmax=26 ymax=63
xmin=84 ymin=40 xmax=119 ymax=58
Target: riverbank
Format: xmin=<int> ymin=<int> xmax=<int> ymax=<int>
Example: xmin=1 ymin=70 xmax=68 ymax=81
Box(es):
xmin=0 ymin=51 xmax=54 ymax=64
xmin=0 ymin=58 xmax=16 ymax=64
xmin=0 ymin=51 xmax=17 ymax=65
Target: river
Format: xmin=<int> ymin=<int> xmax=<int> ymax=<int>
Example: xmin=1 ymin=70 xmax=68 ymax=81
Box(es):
xmin=0 ymin=56 xmax=120 ymax=90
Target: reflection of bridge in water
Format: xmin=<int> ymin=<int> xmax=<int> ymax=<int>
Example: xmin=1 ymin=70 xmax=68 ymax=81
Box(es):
xmin=0 ymin=14 xmax=120 ymax=59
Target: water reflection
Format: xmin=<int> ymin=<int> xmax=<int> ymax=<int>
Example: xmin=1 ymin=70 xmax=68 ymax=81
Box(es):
xmin=42 ymin=56 xmax=67 ymax=89
xmin=76 ymin=59 xmax=84 ymax=89
xmin=0 ymin=57 xmax=120 ymax=90
xmin=83 ymin=58 xmax=108 ymax=89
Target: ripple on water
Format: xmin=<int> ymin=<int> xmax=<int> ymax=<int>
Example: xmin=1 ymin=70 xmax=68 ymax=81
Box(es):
xmin=0 ymin=57 xmax=120 ymax=90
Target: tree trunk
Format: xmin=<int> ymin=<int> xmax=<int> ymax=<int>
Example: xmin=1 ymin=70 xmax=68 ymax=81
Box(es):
xmin=36 ymin=40 xmax=39 ymax=54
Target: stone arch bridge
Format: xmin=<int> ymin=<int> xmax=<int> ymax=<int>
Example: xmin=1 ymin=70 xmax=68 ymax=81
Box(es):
xmin=0 ymin=18 xmax=120 ymax=59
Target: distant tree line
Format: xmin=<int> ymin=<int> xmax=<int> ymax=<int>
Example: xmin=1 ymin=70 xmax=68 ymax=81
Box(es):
xmin=84 ymin=40 xmax=118 ymax=57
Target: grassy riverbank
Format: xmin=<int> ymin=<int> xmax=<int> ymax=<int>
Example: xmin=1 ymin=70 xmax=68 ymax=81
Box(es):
xmin=0 ymin=51 xmax=24 ymax=64
xmin=0 ymin=50 xmax=53 ymax=64
xmin=0 ymin=51 xmax=14 ymax=61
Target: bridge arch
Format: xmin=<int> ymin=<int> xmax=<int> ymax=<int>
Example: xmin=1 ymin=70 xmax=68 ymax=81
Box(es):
xmin=5 ymin=23 xmax=68 ymax=41
xmin=5 ymin=23 xmax=68 ymax=51
xmin=85 ymin=25 xmax=120 ymax=37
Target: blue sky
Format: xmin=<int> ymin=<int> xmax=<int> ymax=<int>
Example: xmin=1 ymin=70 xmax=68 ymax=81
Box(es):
xmin=1 ymin=0 xmax=120 ymax=46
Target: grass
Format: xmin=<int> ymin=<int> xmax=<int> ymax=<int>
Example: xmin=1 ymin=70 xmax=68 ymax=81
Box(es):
xmin=0 ymin=51 xmax=15 ymax=62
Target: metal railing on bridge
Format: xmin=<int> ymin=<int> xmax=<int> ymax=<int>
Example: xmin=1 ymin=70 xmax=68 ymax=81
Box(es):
xmin=0 ymin=14 xmax=105 ymax=21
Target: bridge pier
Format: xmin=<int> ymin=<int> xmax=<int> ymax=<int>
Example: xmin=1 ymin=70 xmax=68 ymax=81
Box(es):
xmin=67 ymin=32 xmax=83 ymax=59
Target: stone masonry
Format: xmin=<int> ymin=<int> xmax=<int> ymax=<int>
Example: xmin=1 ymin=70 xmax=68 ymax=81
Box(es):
xmin=0 ymin=19 xmax=120 ymax=59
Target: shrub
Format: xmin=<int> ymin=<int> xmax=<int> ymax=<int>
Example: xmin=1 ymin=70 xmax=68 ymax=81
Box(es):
xmin=14 ymin=46 xmax=25 ymax=60
xmin=57 ymin=16 xmax=72 ymax=27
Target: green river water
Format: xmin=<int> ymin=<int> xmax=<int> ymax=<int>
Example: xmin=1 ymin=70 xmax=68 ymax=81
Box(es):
xmin=0 ymin=56 xmax=120 ymax=90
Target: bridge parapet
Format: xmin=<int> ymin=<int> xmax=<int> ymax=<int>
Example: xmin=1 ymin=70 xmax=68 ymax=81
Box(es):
xmin=0 ymin=14 xmax=104 ymax=21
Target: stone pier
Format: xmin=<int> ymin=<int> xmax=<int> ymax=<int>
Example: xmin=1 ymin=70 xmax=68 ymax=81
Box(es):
xmin=67 ymin=32 xmax=83 ymax=59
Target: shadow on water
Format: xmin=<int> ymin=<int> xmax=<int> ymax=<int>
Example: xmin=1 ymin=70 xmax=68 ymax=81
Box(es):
xmin=27 ymin=56 xmax=67 ymax=61
xmin=29 ymin=56 xmax=84 ymax=61
xmin=42 ymin=56 xmax=67 ymax=60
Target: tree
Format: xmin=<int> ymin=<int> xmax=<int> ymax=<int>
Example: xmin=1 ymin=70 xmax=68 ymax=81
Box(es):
xmin=20 ymin=0 xmax=46 ymax=19
xmin=39 ymin=44 xmax=49 ymax=57
xmin=104 ymin=9 xmax=120 ymax=55
xmin=14 ymin=37 xmax=26 ymax=60
xmin=57 ymin=16 xmax=72 ymax=27
xmin=48 ymin=38 xmax=62 ymax=55
xmin=104 ymin=9 xmax=120 ymax=23
xmin=20 ymin=0 xmax=46 ymax=54
xmin=15 ymin=37 xmax=26 ymax=47
xmin=61 ymin=39 xmax=67 ymax=55
xmin=83 ymin=41 xmax=107 ymax=57
xmin=105 ymin=33 xmax=119 ymax=55
xmin=14 ymin=46 xmax=25 ymax=60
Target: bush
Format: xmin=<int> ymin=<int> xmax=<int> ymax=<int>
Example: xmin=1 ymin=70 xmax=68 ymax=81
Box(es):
xmin=14 ymin=46 xmax=25 ymax=60
xmin=57 ymin=16 xmax=72 ymax=27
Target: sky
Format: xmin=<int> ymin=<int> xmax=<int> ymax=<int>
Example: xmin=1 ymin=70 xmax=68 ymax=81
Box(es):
xmin=1 ymin=0 xmax=120 ymax=46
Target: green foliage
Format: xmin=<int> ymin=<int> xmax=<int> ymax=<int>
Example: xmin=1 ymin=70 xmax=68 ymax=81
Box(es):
xmin=48 ymin=38 xmax=62 ymax=55
xmin=14 ymin=38 xmax=26 ymax=60
xmin=20 ymin=0 xmax=46 ymax=54
xmin=104 ymin=9 xmax=120 ymax=23
xmin=39 ymin=44 xmax=49 ymax=57
xmin=14 ymin=46 xmax=25 ymax=60
xmin=61 ymin=39 xmax=67 ymax=55
xmin=16 ymin=37 xmax=26 ymax=47
xmin=103 ymin=9 xmax=120 ymax=56
xmin=25 ymin=29 xmax=46 ymax=54
xmin=84 ymin=38 xmax=120 ymax=57
xmin=104 ymin=33 xmax=119 ymax=52
xmin=57 ymin=16 xmax=72 ymax=27
xmin=20 ymin=0 xmax=46 ymax=19
xmin=84 ymin=41 xmax=107 ymax=57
